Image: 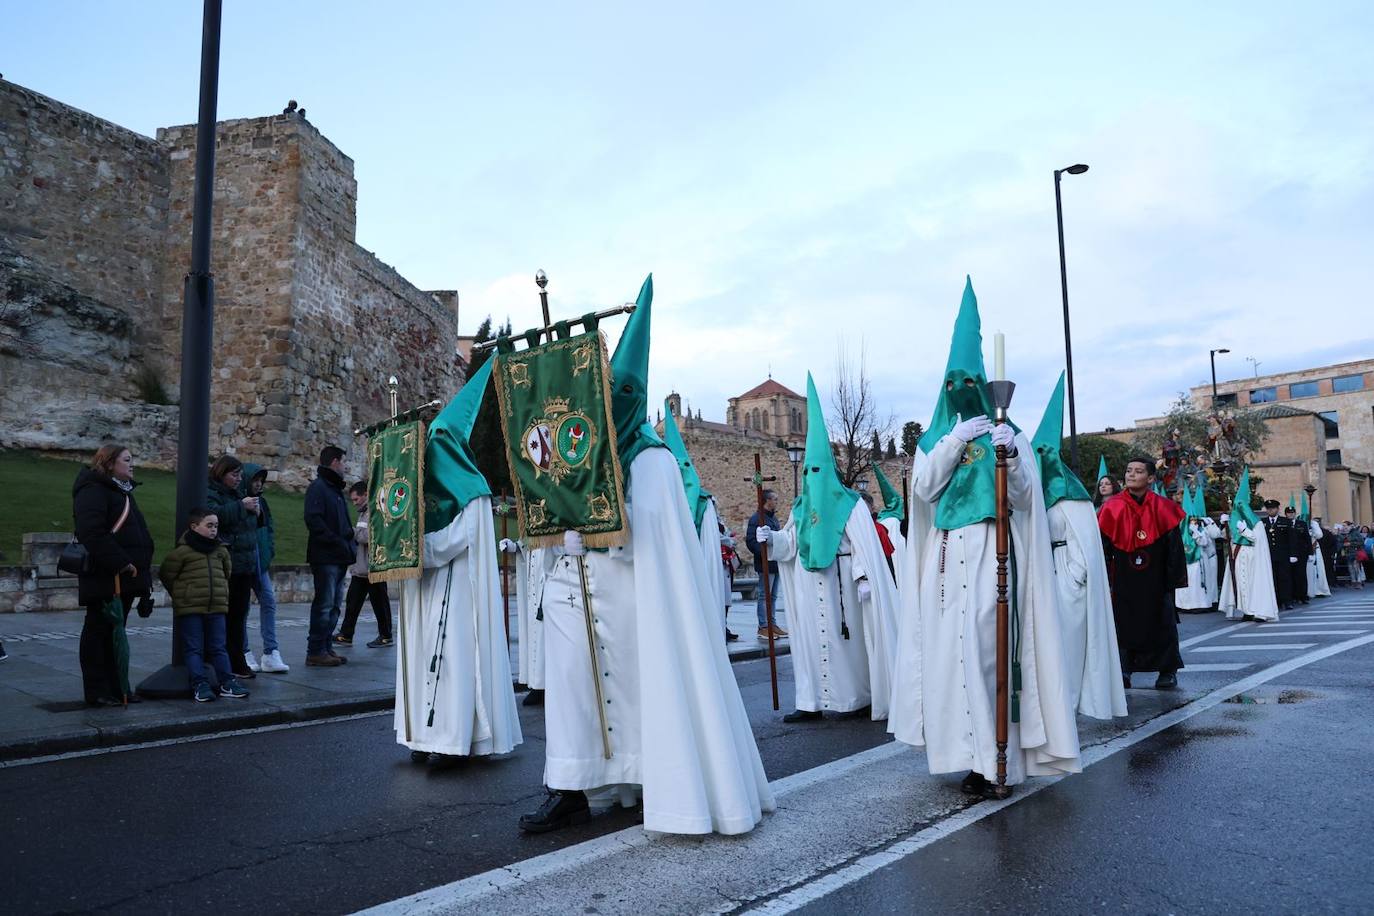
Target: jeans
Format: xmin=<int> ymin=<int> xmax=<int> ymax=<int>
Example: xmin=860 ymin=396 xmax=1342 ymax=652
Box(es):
xmin=180 ymin=613 xmax=233 ymax=689
xmin=755 ymin=572 xmax=783 ymax=628
xmin=250 ymin=567 xmax=279 ymax=654
xmin=338 ymin=576 xmax=393 ymax=640
xmin=79 ymin=595 xmax=134 ymax=702
xmin=308 ymin=564 xmax=349 ymax=656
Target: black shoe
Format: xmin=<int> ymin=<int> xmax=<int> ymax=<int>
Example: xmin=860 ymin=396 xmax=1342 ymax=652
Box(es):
xmin=1123 ymin=674 xmax=1132 ymax=689
xmin=125 ymin=692 xmax=143 ymax=704
xmin=782 ymin=709 xmax=823 ymax=723
xmin=1155 ymin=672 xmax=1178 ymax=690
xmin=519 ymin=790 xmax=591 ymax=833
xmin=429 ymin=753 xmax=468 ymax=771
xmin=332 ymin=634 xmax=353 ymax=646
xmin=523 ymin=689 xmax=545 ymax=707
xmin=0 ymin=641 xmax=8 ymax=660
xmin=86 ymin=696 xmax=123 ymax=708
xmin=960 ymin=771 xmax=988 ymax=796
xmin=409 ymin=750 xmax=430 ymax=764
xmin=838 ymin=705 xmax=872 ymax=720
xmin=232 ymin=668 xmax=256 ymax=680
xmin=725 ymin=629 xmax=740 ymax=642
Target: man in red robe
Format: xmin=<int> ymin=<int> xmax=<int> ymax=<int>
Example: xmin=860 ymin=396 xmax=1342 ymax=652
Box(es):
xmin=1097 ymin=455 xmax=1188 ymax=689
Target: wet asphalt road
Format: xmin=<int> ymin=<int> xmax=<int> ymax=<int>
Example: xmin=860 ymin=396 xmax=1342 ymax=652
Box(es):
xmin=794 ymin=628 xmax=1374 ymax=914
xmin=0 ymin=654 xmax=889 ymax=916
xmin=3 ymin=596 xmax=1372 ymax=915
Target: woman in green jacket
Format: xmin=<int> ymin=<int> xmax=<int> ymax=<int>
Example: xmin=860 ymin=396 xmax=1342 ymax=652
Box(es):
xmin=207 ymin=455 xmax=260 ymax=679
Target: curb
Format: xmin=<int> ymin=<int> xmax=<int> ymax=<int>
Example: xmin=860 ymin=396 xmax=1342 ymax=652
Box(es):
xmin=0 ymin=644 xmax=791 ymax=764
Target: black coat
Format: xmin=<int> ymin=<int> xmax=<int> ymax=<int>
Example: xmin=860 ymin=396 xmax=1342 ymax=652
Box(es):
xmin=207 ymin=476 xmax=259 ymax=575
xmin=72 ymin=468 xmax=155 ymax=605
xmin=304 ymin=466 xmax=355 ymax=566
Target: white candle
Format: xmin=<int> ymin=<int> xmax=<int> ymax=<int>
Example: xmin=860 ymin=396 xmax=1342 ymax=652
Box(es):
xmin=993 ymin=331 xmax=1005 ymax=381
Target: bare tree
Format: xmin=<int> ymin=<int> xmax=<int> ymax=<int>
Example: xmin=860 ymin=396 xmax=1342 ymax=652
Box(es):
xmin=827 ymin=343 xmax=895 ymax=488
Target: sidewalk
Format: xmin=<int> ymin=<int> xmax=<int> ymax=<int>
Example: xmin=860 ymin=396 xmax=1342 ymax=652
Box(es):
xmin=0 ymin=597 xmax=789 ymax=763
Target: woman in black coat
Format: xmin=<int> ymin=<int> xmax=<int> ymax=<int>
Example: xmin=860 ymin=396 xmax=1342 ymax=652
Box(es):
xmin=207 ymin=455 xmax=261 ymax=678
xmin=73 ymin=444 xmax=155 ymax=706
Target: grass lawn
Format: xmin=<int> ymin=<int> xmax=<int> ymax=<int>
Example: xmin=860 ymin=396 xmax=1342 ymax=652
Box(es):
xmin=0 ymin=450 xmax=311 ymax=566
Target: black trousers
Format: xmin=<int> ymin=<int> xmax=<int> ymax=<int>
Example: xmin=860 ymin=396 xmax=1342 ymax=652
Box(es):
xmin=79 ymin=595 xmax=134 ymax=702
xmin=1290 ymin=557 xmax=1309 ymax=601
xmin=1271 ymin=557 xmax=1292 ymax=607
xmin=226 ymin=573 xmax=254 ymax=671
xmin=339 ymin=576 xmax=392 ymax=640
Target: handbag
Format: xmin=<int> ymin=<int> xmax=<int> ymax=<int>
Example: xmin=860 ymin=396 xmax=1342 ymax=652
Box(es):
xmin=1358 ymin=549 xmax=1369 ymax=564
xmin=58 ymin=497 xmax=131 ymax=576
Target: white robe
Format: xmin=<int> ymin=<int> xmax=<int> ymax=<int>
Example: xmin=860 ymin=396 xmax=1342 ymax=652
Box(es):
xmin=395 ymin=496 xmax=523 ymax=757
xmin=1308 ymin=522 xmax=1332 ymax=598
xmin=514 ymin=543 xmax=556 ymax=689
xmin=1047 ymin=500 xmax=1127 ymax=720
xmin=697 ymin=500 xmax=730 ymax=627
xmin=1176 ymin=519 xmax=1221 ymax=611
xmin=541 ymin=447 xmax=774 ymax=835
xmin=1219 ymin=523 xmax=1280 ymax=622
xmin=768 ymin=502 xmax=900 ymax=719
xmin=889 ymin=433 xmax=1081 ymax=785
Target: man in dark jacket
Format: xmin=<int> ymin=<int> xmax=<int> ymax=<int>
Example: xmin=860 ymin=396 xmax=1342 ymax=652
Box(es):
xmin=745 ymin=489 xmax=788 ymax=640
xmin=73 ymin=445 xmax=155 ymax=705
xmin=304 ymin=445 xmax=355 ymax=666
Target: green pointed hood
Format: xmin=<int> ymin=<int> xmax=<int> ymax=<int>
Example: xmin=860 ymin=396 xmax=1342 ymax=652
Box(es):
xmin=610 ymin=275 xmax=664 ymax=471
xmin=1097 ymin=454 xmax=1109 ymax=484
xmin=1300 ymin=490 xmax=1311 ymax=524
xmin=793 ymin=373 xmax=860 ymax=571
xmin=1229 ymin=466 xmax=1259 ymax=546
xmin=1031 ymin=372 xmax=1091 ymax=507
xmin=662 ymin=400 xmax=710 ymax=532
xmin=1288 ymin=491 xmax=1296 ymax=511
xmin=871 ymin=462 xmax=904 ymax=521
xmin=424 ymin=357 xmax=493 ymax=531
xmin=918 ymin=277 xmax=1003 ymax=529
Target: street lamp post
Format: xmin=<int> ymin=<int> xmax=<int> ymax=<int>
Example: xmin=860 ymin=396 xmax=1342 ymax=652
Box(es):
xmin=1305 ymin=482 xmax=1318 ymax=522
xmin=1055 ymin=163 xmax=1089 ymax=474
xmin=1210 ymin=348 xmax=1231 ymax=406
xmin=786 ymin=443 xmax=803 ymax=500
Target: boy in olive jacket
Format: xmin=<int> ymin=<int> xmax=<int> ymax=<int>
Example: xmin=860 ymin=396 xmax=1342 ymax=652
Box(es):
xmin=159 ymin=508 xmax=250 ymax=702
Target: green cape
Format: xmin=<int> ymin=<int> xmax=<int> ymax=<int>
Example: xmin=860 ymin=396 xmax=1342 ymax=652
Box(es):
xmin=1031 ymin=371 xmax=1091 ymax=508
xmin=662 ymin=399 xmax=711 ymax=532
xmin=1300 ymin=490 xmax=1310 ymax=524
xmin=917 ymin=277 xmax=1004 ymax=529
xmin=610 ymin=275 xmax=665 ymax=472
xmin=871 ymin=461 xmax=904 ymax=521
xmin=1229 ymin=466 xmax=1259 ymax=547
xmin=424 ymin=357 xmax=493 ymax=531
xmin=792 ymin=373 xmax=860 ymax=571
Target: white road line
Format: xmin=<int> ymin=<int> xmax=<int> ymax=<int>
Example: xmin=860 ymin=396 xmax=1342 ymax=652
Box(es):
xmin=1189 ymin=643 xmax=1317 ymax=652
xmin=0 ymin=709 xmax=391 ymax=769
xmin=1264 ymin=621 xmax=1374 ymax=627
xmin=1179 ymin=622 xmax=1250 ymax=647
xmin=1291 ymin=614 xmax=1374 ymax=619
xmin=1179 ymin=663 xmax=1251 ymax=672
xmin=743 ymin=632 xmax=1374 ymax=914
xmin=1230 ymin=630 xmax=1366 ymax=638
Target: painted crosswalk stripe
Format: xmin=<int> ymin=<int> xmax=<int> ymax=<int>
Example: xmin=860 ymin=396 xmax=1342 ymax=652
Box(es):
xmin=1179 ymin=623 xmax=1250 ymax=648
xmin=1265 ymin=621 xmax=1374 ymax=627
xmin=1230 ymin=630 xmax=1366 ymax=638
xmin=1180 ymin=662 xmax=1251 ymax=672
xmin=1190 ymin=643 xmax=1316 ymax=652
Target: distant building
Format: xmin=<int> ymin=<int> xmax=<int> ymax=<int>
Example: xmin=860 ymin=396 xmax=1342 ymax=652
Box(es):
xmin=726 ymin=379 xmax=807 ymax=442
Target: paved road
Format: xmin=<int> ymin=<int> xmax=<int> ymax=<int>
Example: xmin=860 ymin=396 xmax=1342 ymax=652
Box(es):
xmin=2 ymin=593 xmax=1371 ymax=915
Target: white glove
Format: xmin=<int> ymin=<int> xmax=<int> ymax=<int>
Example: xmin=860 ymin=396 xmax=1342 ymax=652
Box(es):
xmin=1288 ymin=557 xmax=1298 ymax=563
xmin=755 ymin=526 xmax=771 ymax=545
xmin=856 ymin=580 xmax=872 ymax=602
xmin=498 ymin=538 xmax=519 ymax=554
xmin=990 ymin=423 xmax=1015 ymax=450
xmin=1220 ymin=513 xmax=1229 ymax=524
xmin=563 ymin=530 xmax=586 ymax=556
xmin=950 ymin=415 xmax=992 ymax=443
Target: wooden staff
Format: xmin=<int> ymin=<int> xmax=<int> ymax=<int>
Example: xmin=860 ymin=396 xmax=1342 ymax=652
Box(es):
xmin=987 ymin=378 xmax=1016 ymax=800
xmin=747 ymin=454 xmax=781 ymax=711
xmin=499 ymin=489 xmax=511 ymax=645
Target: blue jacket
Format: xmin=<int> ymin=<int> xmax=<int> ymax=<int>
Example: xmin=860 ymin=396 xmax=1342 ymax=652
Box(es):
xmin=304 ymin=465 xmax=355 ymax=566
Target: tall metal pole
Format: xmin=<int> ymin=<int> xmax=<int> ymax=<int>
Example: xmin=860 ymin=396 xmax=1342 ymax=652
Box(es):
xmin=140 ymin=0 xmax=222 ymax=700
xmin=174 ymin=0 xmax=223 ymax=539
xmin=1210 ymin=350 xmax=1219 ymax=405
xmin=1055 ymin=167 xmax=1083 ymax=476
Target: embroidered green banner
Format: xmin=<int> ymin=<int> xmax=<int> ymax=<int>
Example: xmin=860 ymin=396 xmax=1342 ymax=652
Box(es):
xmin=494 ymin=331 xmax=627 ymax=549
xmin=366 ymin=420 xmax=426 ymax=583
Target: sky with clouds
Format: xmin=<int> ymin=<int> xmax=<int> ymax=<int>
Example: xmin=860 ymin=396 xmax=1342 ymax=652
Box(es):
xmin=5 ymin=1 xmax=1372 ymax=436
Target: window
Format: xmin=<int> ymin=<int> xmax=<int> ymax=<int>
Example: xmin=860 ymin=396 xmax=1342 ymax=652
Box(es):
xmin=1215 ymin=392 xmax=1238 ymax=407
xmin=1327 ymin=449 xmax=1343 ymax=467
xmin=1319 ymin=411 xmax=1340 ymax=439
xmin=1289 ymin=380 xmax=1319 ymax=398
xmin=1249 ymin=386 xmax=1277 ymax=403
xmin=762 ymin=411 xmax=770 ymax=431
xmin=1332 ymin=374 xmax=1365 ymax=394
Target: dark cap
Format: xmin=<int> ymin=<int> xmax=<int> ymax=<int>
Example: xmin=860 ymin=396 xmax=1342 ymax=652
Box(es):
xmin=1262 ymin=499 xmax=1280 ymax=508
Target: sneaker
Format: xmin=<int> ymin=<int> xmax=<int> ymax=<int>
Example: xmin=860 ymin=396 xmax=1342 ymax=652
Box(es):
xmin=306 ymin=654 xmax=343 ymax=667
xmin=259 ymin=650 xmax=290 ymax=673
xmin=219 ymin=678 xmax=249 ymax=698
xmin=244 ymin=650 xmax=261 ymax=672
xmin=332 ymin=634 xmax=353 ymax=646
xmin=367 ymin=636 xmax=394 ymax=648
xmin=193 ymin=683 xmax=215 ymax=703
